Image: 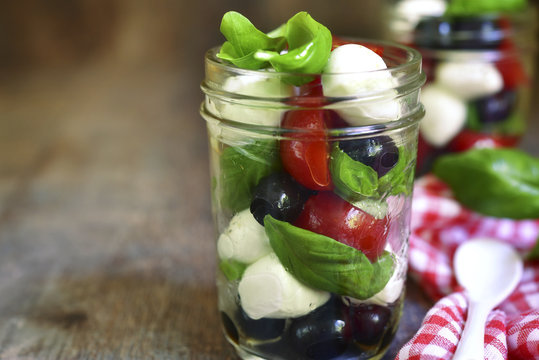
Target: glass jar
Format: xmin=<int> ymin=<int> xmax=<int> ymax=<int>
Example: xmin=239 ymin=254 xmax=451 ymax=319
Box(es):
xmin=200 ymin=39 xmax=425 ymax=360
xmin=386 ymin=0 xmax=538 ymax=173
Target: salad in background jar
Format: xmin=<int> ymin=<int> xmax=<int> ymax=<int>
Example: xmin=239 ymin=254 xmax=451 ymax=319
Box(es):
xmin=201 ymin=11 xmax=425 ymax=360
xmin=386 ymin=0 xmax=537 ymax=174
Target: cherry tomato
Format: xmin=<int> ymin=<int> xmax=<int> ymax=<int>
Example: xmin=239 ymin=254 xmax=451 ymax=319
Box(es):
xmin=280 ymin=109 xmax=333 ymax=191
xmin=447 ymin=129 xmax=520 ymax=152
xmin=294 ymin=192 xmax=389 ymax=262
xmin=496 ymin=17 xmax=529 ymax=90
xmin=290 ymin=78 xmax=349 ymax=128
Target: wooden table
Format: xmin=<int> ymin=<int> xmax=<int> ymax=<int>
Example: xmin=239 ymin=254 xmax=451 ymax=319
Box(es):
xmin=0 ymin=61 xmax=537 ymax=359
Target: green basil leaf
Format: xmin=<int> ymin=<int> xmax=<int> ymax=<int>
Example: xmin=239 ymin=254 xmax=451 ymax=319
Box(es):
xmin=330 ymin=143 xmax=379 ymax=200
xmin=465 ymin=103 xmax=482 ymax=132
xmin=433 ymin=148 xmax=539 ymax=219
xmin=378 ymin=146 xmax=415 ymax=197
xmin=267 ymin=12 xmax=332 ymax=75
xmin=527 ymin=238 xmax=539 ymax=261
xmin=219 ymin=259 xmax=247 ymax=281
xmin=445 ymin=0 xmax=527 ymax=15
xmin=216 ymin=11 xmax=331 ymax=85
xmin=330 ymin=143 xmax=414 ymax=203
xmin=493 ymin=111 xmax=526 ymax=135
xmin=217 ymin=11 xmax=286 ymax=70
xmin=220 ymin=141 xmax=282 ymax=213
xmin=264 ymin=216 xmax=394 ymax=299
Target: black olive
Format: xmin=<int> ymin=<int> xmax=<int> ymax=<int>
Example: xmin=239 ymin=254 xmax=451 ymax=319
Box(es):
xmin=250 ymin=172 xmax=314 ymax=226
xmin=346 ymin=303 xmax=392 ymax=346
xmin=338 ymin=136 xmax=399 ymax=177
xmin=236 ymin=307 xmax=287 ymax=341
xmin=414 ymin=16 xmax=503 ymax=50
xmin=474 ymin=89 xmax=517 ymax=124
xmin=220 ymin=311 xmax=239 ymax=344
xmin=288 ymin=299 xmax=350 ymax=360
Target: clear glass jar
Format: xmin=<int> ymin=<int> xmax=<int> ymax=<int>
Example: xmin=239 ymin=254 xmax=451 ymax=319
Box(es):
xmin=386 ymin=1 xmax=538 ymax=173
xmin=200 ymin=40 xmax=425 ymax=360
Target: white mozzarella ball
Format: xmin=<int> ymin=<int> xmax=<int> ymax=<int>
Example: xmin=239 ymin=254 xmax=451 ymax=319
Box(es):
xmin=217 ymin=209 xmax=272 ymax=264
xmin=323 ymin=44 xmax=387 ymax=76
xmin=435 ymin=61 xmax=503 ymax=100
xmin=419 ymin=84 xmax=467 ymax=147
xmin=393 ymin=0 xmax=447 ymax=32
xmin=207 ymin=74 xmax=291 ymax=146
xmin=238 ymin=253 xmax=330 ymax=320
xmin=322 ymin=44 xmax=401 ymax=124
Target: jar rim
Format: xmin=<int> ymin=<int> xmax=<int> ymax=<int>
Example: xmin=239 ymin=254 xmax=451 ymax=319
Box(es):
xmin=201 ymin=38 xmax=425 ymax=133
xmin=203 ymin=38 xmax=424 ymax=79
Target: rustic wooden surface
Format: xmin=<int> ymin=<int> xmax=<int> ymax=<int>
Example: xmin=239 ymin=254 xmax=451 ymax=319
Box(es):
xmin=0 ymin=56 xmax=538 ymax=359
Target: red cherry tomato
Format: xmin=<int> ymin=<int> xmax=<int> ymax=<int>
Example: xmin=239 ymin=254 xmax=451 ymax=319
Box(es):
xmin=280 ymin=109 xmax=333 ymax=191
xmin=290 ymin=78 xmax=350 ymax=128
xmin=496 ymin=17 xmax=529 ymax=90
xmin=448 ymin=129 xmax=521 ymax=152
xmin=294 ymin=192 xmax=389 ymax=262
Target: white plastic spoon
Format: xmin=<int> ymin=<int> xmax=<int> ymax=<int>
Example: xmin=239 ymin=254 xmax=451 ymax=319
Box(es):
xmin=453 ymin=237 xmax=523 ymax=360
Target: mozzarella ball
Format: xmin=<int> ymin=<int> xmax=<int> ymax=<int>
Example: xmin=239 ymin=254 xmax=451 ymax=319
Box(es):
xmin=207 ymin=74 xmax=291 ymax=146
xmin=217 ymin=209 xmax=272 ymax=264
xmin=435 ymin=61 xmax=503 ymax=100
xmin=392 ymin=0 xmax=447 ymax=33
xmin=420 ymin=84 xmax=467 ymax=147
xmin=322 ymin=44 xmax=401 ymax=124
xmin=238 ymin=253 xmax=330 ymax=320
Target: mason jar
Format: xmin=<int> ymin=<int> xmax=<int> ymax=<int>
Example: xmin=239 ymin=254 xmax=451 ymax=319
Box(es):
xmin=386 ymin=1 xmax=538 ymax=173
xmin=200 ymin=39 xmax=425 ymax=360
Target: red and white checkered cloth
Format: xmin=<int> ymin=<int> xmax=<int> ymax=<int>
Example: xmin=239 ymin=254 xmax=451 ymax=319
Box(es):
xmin=397 ymin=174 xmax=539 ymax=360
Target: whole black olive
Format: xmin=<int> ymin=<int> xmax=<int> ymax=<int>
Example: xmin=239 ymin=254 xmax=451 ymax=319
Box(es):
xmin=236 ymin=307 xmax=287 ymax=341
xmin=288 ymin=299 xmax=350 ymax=360
xmin=414 ymin=16 xmax=503 ymax=50
xmin=474 ymin=89 xmax=517 ymax=124
xmin=250 ymin=172 xmax=314 ymax=226
xmin=338 ymin=136 xmax=399 ymax=177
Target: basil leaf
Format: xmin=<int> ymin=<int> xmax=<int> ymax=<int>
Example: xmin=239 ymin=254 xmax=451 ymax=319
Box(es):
xmin=217 ymin=11 xmax=286 ymax=70
xmin=433 ymin=148 xmax=539 ymax=219
xmin=264 ymin=216 xmax=394 ymax=300
xmin=220 ymin=259 xmax=247 ymax=281
xmin=217 ymin=11 xmax=331 ymax=85
xmin=493 ymin=112 xmax=526 ymax=135
xmin=465 ymin=103 xmax=482 ymax=132
xmin=266 ymin=12 xmax=332 ymax=75
xmin=220 ymin=141 xmax=282 ymax=213
xmin=378 ymin=146 xmax=415 ymax=197
xmin=330 ymin=143 xmax=414 ymax=203
xmin=527 ymin=239 xmax=539 ymax=261
xmin=330 ymin=143 xmax=379 ymax=200
xmin=445 ymin=0 xmax=527 ymax=15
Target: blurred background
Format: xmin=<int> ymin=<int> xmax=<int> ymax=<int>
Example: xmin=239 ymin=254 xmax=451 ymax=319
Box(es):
xmin=1 ymin=0 xmax=537 ymax=148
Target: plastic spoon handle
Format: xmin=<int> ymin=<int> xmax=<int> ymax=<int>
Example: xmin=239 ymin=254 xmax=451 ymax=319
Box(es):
xmin=453 ymin=300 xmax=491 ymax=360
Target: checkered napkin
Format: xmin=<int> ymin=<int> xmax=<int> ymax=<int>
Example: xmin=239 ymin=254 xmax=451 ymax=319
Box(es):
xmin=396 ymin=174 xmax=539 ymax=360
